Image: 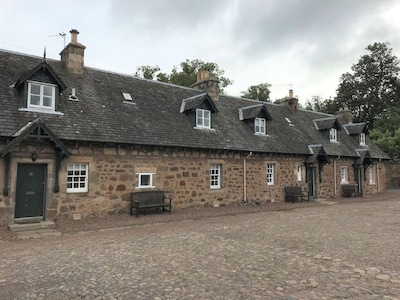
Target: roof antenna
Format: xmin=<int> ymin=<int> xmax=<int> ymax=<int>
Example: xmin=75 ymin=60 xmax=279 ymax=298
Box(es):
xmin=47 ymin=32 xmax=66 ymax=47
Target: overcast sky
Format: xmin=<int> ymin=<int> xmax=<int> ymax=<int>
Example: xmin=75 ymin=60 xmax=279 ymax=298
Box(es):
xmin=1 ymin=0 xmax=399 ymax=104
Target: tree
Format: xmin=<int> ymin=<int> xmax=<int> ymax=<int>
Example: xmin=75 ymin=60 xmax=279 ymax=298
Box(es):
xmin=135 ymin=65 xmax=161 ymax=80
xmin=369 ymin=107 xmax=400 ymax=159
xmin=241 ymin=83 xmax=271 ymax=102
xmin=335 ymin=42 xmax=400 ymax=130
xmin=135 ymin=59 xmax=233 ymax=92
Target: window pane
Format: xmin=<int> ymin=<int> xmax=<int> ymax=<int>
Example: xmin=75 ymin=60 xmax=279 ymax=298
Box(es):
xmin=31 ymin=84 xmax=40 ymax=95
xmin=30 ymin=95 xmax=40 ymax=105
xmin=43 ymin=86 xmax=53 ymax=96
xmin=141 ymin=175 xmax=150 ymax=186
xmin=42 ymin=96 xmax=52 ymax=107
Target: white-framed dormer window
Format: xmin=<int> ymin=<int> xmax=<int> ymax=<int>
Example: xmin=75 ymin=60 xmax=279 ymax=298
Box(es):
xmin=329 ymin=128 xmax=338 ymax=142
xmin=136 ymin=173 xmax=155 ymax=188
xmin=267 ymin=163 xmax=275 ymax=185
xmin=360 ymin=133 xmax=366 ymax=146
xmin=340 ymin=166 xmax=348 ymax=184
xmin=196 ymin=109 xmax=211 ymax=129
xmin=28 ymin=81 xmax=56 ymax=111
xmin=254 ymin=118 xmax=266 ymax=135
xmin=210 ymin=164 xmax=222 ymax=189
xmin=67 ymin=163 xmax=88 ymax=193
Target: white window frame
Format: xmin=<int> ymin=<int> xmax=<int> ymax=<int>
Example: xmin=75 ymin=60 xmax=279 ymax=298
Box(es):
xmin=27 ymin=81 xmax=56 ymax=111
xmin=267 ymin=163 xmax=275 ymax=185
xmin=67 ymin=163 xmax=88 ymax=193
xmin=297 ymin=165 xmax=302 ymax=182
xmin=254 ymin=118 xmax=266 ymax=135
xmin=360 ymin=133 xmax=366 ymax=145
xmin=369 ymin=165 xmax=376 ymax=184
xmin=340 ymin=166 xmax=348 ymax=184
xmin=196 ymin=109 xmax=211 ymax=129
xmin=210 ymin=164 xmax=221 ymax=189
xmin=329 ymin=128 xmax=338 ymax=142
xmin=136 ymin=173 xmax=155 ymax=189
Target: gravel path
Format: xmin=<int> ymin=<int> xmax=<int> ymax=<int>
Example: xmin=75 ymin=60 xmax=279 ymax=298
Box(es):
xmin=0 ymin=190 xmax=399 ymax=299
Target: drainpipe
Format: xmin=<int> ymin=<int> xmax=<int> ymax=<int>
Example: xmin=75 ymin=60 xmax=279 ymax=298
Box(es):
xmin=243 ymin=152 xmax=253 ymax=203
xmin=377 ymin=160 xmax=380 ymax=193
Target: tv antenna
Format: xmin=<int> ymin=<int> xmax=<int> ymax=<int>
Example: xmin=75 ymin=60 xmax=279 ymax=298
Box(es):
xmin=47 ymin=32 xmax=66 ymax=47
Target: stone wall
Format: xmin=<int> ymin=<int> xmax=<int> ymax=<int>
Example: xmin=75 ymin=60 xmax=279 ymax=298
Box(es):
xmin=0 ymin=141 xmax=389 ymax=224
xmin=385 ymin=162 xmax=400 ymax=189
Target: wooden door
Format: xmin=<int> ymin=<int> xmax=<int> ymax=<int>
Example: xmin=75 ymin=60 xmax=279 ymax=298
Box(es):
xmin=15 ymin=164 xmax=46 ymax=219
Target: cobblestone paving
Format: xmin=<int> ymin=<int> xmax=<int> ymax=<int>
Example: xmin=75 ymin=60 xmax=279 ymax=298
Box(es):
xmin=1 ymin=198 xmax=400 ymax=299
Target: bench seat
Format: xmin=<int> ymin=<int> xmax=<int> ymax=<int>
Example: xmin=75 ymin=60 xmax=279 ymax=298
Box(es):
xmin=285 ymin=186 xmax=309 ymax=203
xmin=131 ymin=191 xmax=172 ymax=217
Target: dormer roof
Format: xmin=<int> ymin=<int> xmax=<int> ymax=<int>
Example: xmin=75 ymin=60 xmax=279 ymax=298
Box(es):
xmin=343 ymin=123 xmax=368 ymax=135
xmin=15 ymin=60 xmax=67 ymax=91
xmin=313 ymin=117 xmax=341 ymax=131
xmin=180 ymin=93 xmax=218 ymax=113
xmin=239 ymin=104 xmax=272 ymax=121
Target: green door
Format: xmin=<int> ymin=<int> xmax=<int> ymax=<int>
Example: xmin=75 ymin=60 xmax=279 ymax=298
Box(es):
xmin=15 ymin=164 xmax=46 ymax=219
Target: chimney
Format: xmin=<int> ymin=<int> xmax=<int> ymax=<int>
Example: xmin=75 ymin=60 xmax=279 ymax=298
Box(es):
xmin=60 ymin=29 xmax=86 ymax=75
xmin=192 ymin=70 xmax=220 ymax=102
xmin=280 ymin=89 xmax=299 ymax=112
xmin=336 ymin=106 xmax=353 ymax=124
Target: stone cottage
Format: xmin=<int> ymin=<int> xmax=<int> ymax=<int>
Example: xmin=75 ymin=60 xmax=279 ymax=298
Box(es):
xmin=0 ymin=30 xmax=389 ymax=225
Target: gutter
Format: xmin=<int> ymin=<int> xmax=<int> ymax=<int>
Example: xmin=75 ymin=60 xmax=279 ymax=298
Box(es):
xmin=243 ymin=152 xmax=253 ymax=203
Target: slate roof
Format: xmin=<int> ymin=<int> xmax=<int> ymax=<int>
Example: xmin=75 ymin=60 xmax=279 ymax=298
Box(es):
xmin=0 ymin=49 xmax=389 ymax=160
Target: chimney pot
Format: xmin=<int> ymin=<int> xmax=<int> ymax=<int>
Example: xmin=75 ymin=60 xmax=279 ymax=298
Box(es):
xmin=70 ymin=29 xmax=79 ymax=44
xmin=289 ymin=89 xmax=294 ymax=98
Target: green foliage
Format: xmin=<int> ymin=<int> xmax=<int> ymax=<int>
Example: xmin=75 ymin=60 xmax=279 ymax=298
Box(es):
xmin=135 ymin=65 xmax=161 ymax=80
xmin=369 ymin=107 xmax=400 ymax=159
xmin=241 ymin=83 xmax=271 ymax=102
xmin=135 ymin=59 xmax=233 ymax=92
xmin=335 ymin=42 xmax=400 ymax=130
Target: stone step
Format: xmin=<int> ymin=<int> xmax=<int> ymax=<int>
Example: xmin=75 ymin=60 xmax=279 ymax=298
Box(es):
xmin=8 ymin=221 xmax=56 ymax=232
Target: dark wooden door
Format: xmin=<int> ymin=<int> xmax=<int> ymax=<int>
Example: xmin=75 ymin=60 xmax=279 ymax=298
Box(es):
xmin=355 ymin=167 xmax=363 ymax=196
xmin=307 ymin=167 xmax=316 ymax=198
xmin=15 ymin=164 xmax=46 ymax=218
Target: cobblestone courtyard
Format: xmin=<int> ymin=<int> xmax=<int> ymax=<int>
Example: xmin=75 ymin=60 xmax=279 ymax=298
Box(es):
xmin=1 ymin=194 xmax=400 ymax=299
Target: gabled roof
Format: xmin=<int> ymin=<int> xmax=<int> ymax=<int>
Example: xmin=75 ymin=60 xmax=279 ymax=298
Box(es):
xmin=354 ymin=149 xmax=373 ymax=166
xmin=15 ymin=60 xmax=67 ymax=91
xmin=305 ymin=145 xmax=330 ymax=165
xmin=1 ymin=118 xmax=70 ymax=158
xmin=180 ymin=93 xmax=218 ymax=113
xmin=313 ymin=117 xmax=341 ymax=131
xmin=239 ymin=104 xmax=272 ymax=121
xmin=343 ymin=123 xmax=368 ymax=135
xmin=0 ymin=50 xmax=390 ymax=160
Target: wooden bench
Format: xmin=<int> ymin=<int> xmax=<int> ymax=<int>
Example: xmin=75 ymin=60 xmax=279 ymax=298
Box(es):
xmin=285 ymin=186 xmax=309 ymax=203
xmin=130 ymin=191 xmax=172 ymax=217
xmin=342 ymin=185 xmax=360 ymax=197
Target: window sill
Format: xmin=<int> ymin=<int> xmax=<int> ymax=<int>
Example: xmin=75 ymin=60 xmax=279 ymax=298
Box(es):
xmin=254 ymin=133 xmax=268 ymax=136
xmin=194 ymin=127 xmax=216 ymax=131
xmin=19 ymin=108 xmax=64 ymax=115
xmin=135 ymin=186 xmax=156 ymax=189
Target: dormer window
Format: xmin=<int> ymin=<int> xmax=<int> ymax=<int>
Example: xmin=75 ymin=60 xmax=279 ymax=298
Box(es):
xmin=329 ymin=128 xmax=338 ymax=142
xmin=360 ymin=133 xmax=366 ymax=145
xmin=28 ymin=81 xmax=56 ymax=110
xmin=196 ymin=109 xmax=211 ymax=129
xmin=254 ymin=118 xmax=266 ymax=135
